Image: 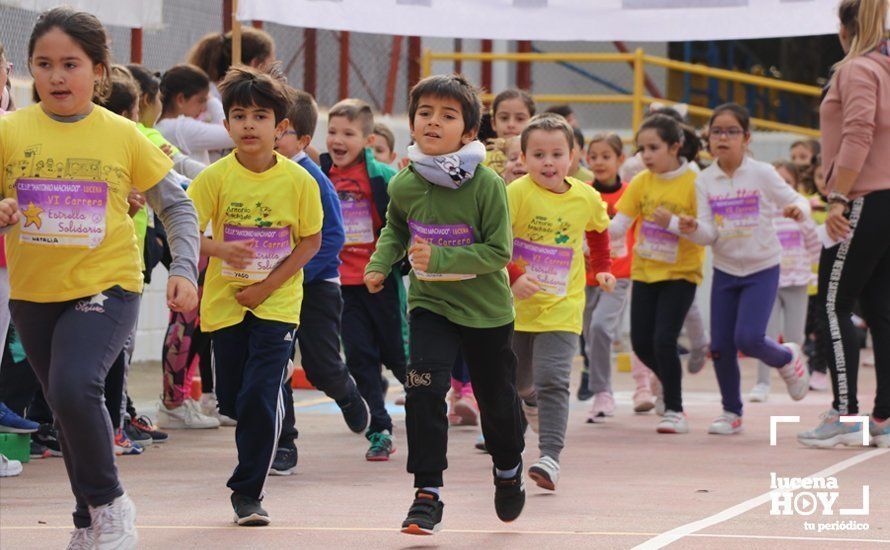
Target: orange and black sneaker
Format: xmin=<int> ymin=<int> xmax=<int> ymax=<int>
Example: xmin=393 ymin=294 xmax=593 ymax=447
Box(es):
xmin=401 ymin=490 xmax=444 ymax=535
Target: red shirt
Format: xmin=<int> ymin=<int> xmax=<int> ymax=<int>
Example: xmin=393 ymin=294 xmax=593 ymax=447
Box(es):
xmin=587 ymin=180 xmax=634 ymax=283
xmin=330 ymin=160 xmax=382 ymax=285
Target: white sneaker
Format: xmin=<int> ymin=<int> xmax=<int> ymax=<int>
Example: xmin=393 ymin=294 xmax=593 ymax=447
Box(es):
xmin=777 ymin=343 xmax=810 ymax=401
xmin=0 ymin=453 xmax=22 ymax=477
xmin=749 ymin=383 xmax=770 ymax=403
xmin=200 ymin=393 xmax=237 ymax=426
xmin=89 ymin=493 xmax=137 ymax=550
xmin=687 ymin=343 xmax=709 ymax=374
xmin=66 ymin=527 xmax=95 ymax=550
xmin=656 ymin=410 xmax=688 ymax=434
xmin=156 ymin=400 xmax=220 ymax=429
xmin=587 ymin=392 xmax=615 ymax=423
xmin=521 ymin=400 xmax=539 ymax=433
xmin=708 ymin=411 xmax=743 ymax=435
xmin=528 ymin=456 xmax=560 ymax=491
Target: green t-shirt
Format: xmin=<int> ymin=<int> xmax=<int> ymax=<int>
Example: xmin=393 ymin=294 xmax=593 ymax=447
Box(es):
xmin=367 ymin=164 xmax=514 ymax=328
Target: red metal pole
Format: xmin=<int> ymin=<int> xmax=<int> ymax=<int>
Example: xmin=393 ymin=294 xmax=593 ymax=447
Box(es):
xmin=339 ymin=31 xmax=350 ymax=100
xmin=304 ymin=29 xmax=317 ymax=97
xmin=516 ymin=40 xmax=532 ymax=90
xmin=252 ymin=20 xmax=263 ymax=29
xmin=384 ymin=36 xmax=403 ymax=115
xmin=454 ymin=38 xmax=463 ymax=74
xmin=481 ymin=39 xmax=493 ymax=93
xmin=223 ymin=0 xmax=233 ymax=33
xmin=130 ymin=28 xmax=143 ymax=64
xmin=407 ymin=36 xmax=421 ymax=98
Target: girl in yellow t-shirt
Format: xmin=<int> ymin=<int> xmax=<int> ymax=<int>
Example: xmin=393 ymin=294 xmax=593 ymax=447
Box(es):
xmin=609 ymin=114 xmax=705 ymax=435
xmin=0 ymin=8 xmax=199 ymax=548
xmin=507 ymin=114 xmax=616 ymax=490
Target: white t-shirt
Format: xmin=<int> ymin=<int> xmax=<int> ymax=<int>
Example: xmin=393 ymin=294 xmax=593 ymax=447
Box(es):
xmin=155 ymin=115 xmax=233 ymax=166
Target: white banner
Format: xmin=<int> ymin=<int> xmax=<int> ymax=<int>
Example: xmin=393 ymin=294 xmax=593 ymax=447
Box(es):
xmin=238 ymin=0 xmax=841 ymax=41
xmin=1 ymin=0 xmax=164 ymax=29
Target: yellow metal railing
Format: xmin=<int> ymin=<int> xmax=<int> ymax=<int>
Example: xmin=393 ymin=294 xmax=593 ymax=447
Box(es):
xmin=421 ymin=49 xmax=822 ymax=138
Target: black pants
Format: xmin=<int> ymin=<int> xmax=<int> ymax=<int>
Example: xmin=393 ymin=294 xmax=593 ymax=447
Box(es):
xmin=0 ymin=327 xmax=44 ymax=417
xmin=279 ymin=281 xmax=359 ymax=448
xmin=341 ymin=276 xmax=407 ymax=434
xmin=818 ymin=189 xmax=890 ymax=418
xmin=211 ymin=313 xmax=296 ymax=499
xmin=631 ymin=280 xmax=697 ymax=413
xmin=406 ymin=308 xmax=524 ymax=488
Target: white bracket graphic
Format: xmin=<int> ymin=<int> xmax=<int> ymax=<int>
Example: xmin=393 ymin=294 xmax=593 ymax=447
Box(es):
xmin=840 ymin=415 xmax=871 ymax=446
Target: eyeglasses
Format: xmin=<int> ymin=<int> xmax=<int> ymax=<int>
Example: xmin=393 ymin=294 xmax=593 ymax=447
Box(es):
xmin=710 ymin=127 xmax=744 ymax=139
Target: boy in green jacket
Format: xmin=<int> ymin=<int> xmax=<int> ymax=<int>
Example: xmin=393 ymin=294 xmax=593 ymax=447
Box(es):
xmin=365 ymin=74 xmax=526 ymax=535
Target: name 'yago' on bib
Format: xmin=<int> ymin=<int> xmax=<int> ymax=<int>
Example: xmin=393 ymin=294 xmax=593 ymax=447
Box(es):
xmin=342 ymin=198 xmax=375 ymax=245
xmin=15 ymin=179 xmax=107 ymax=249
xmin=408 ymin=220 xmax=476 ymax=282
xmin=636 ymin=220 xmax=679 ymax=264
xmin=221 ymin=224 xmax=292 ymax=282
xmin=512 ymin=238 xmax=573 ymax=297
xmin=710 ymin=194 xmax=760 ymax=239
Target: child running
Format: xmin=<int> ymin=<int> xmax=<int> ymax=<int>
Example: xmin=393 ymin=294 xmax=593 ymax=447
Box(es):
xmin=321 ymin=98 xmax=407 ymax=461
xmin=0 ymin=8 xmax=199 ymax=548
xmin=365 ymin=74 xmax=526 ymax=535
xmin=679 ymin=103 xmax=811 ymax=435
xmin=483 ymin=89 xmax=535 ymax=176
xmin=186 ymin=67 xmax=322 ymax=525
xmin=609 ymin=114 xmax=705 ymax=434
xmin=507 ymin=114 xmax=615 ymax=490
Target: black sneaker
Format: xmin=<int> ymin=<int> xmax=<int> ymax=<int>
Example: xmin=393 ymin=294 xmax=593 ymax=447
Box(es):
xmin=269 ymin=447 xmax=297 ymax=476
xmin=401 ymin=490 xmax=444 ymax=535
xmin=131 ymin=415 xmax=169 ymax=444
xmin=365 ymin=431 xmax=395 ymax=461
xmin=577 ymin=370 xmax=593 ymax=401
xmin=32 ymin=424 xmax=62 ymax=457
xmin=231 ymin=492 xmax=270 ymax=526
xmin=337 ymin=391 xmax=369 ymax=434
xmin=124 ymin=419 xmax=153 ymax=447
xmin=493 ymin=461 xmax=525 ymax=523
xmin=30 ymin=440 xmax=50 ymax=458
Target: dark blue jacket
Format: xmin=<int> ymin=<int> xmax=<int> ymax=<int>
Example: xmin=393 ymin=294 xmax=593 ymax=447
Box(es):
xmin=296 ymin=154 xmax=345 ymax=284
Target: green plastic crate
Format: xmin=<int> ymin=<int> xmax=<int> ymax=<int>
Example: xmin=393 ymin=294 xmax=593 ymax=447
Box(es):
xmin=0 ymin=433 xmax=30 ymax=463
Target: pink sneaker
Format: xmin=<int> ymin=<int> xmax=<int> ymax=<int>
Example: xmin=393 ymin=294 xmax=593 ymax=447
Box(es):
xmin=452 ymin=395 xmax=479 ymax=426
xmin=633 ymin=387 xmax=655 ymax=413
xmin=587 ymin=392 xmax=615 ymax=423
xmin=809 ymin=370 xmax=829 ymax=391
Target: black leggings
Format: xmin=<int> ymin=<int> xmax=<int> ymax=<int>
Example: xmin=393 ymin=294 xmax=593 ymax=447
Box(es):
xmin=630 ymin=279 xmax=697 ymax=413
xmin=818 ymin=189 xmax=890 ymax=418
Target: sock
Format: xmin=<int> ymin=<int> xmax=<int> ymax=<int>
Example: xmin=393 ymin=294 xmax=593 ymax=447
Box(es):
xmin=420 ymin=487 xmax=440 ymax=498
xmin=495 ymin=463 xmax=519 ymax=479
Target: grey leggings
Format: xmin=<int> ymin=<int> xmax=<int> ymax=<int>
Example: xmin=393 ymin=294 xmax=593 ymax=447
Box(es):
xmin=10 ymin=286 xmax=140 ymax=528
xmin=756 ymin=285 xmax=809 ymax=387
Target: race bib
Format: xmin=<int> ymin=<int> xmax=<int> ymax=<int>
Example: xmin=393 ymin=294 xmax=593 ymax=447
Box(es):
xmin=777 ymin=226 xmax=805 ymax=272
xmin=408 ymin=220 xmax=476 ymax=282
xmin=709 ymin=195 xmax=760 ymax=239
xmin=341 ymin=199 xmax=375 ymax=245
xmin=512 ymin=237 xmax=573 ymax=297
xmin=221 ymin=225 xmax=291 ymax=282
xmin=16 ymin=179 xmax=107 ymax=248
xmin=636 ymin=220 xmax=679 ymax=264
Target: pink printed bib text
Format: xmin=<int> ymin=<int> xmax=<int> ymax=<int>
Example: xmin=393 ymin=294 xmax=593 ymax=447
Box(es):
xmin=636 ymin=220 xmax=679 ymax=264
xmin=512 ymin=238 xmax=574 ymax=297
xmin=709 ymin=195 xmax=760 ymax=239
xmin=342 ymin=199 xmax=375 ymax=245
xmin=408 ymin=220 xmax=476 ymax=282
xmin=221 ymin=225 xmax=292 ymax=282
xmin=16 ymin=179 xmax=107 ymax=249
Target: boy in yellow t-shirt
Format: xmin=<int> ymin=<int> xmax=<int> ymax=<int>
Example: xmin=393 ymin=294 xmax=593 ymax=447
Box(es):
xmin=507 ymin=114 xmax=615 ymax=491
xmin=186 ymin=68 xmax=322 ymax=526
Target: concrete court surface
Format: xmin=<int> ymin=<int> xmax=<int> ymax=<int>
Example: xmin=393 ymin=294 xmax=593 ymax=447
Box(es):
xmin=1 ymin=351 xmax=888 ymax=550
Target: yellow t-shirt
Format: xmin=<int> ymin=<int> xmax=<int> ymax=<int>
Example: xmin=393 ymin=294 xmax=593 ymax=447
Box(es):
xmin=187 ymin=151 xmax=323 ymax=332
xmin=0 ymin=104 xmax=173 ymax=302
xmin=483 ymin=147 xmax=507 ymax=177
xmin=616 ymin=168 xmax=704 ymax=285
xmin=508 ymin=174 xmax=610 ymax=334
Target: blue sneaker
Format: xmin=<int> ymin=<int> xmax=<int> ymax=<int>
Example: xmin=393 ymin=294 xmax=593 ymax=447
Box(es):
xmin=870 ymin=417 xmax=890 ymax=448
xmin=797 ymin=409 xmax=864 ymax=448
xmin=0 ymin=402 xmax=39 ymax=434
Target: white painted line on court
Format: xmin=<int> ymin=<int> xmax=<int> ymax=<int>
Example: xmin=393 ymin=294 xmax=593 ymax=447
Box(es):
xmin=633 ymin=448 xmax=889 ymax=550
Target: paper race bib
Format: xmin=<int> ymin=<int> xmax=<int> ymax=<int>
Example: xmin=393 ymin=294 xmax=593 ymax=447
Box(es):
xmin=16 ymin=179 xmax=107 ymax=248
xmin=408 ymin=220 xmax=476 ymax=282
xmin=341 ymin=199 xmax=375 ymax=245
xmin=221 ymin=225 xmax=291 ymax=282
xmin=512 ymin=237 xmax=573 ymax=296
xmin=636 ymin=220 xmax=679 ymax=264
xmin=777 ymin=225 xmax=806 ymax=273
xmin=709 ymin=195 xmax=760 ymax=239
